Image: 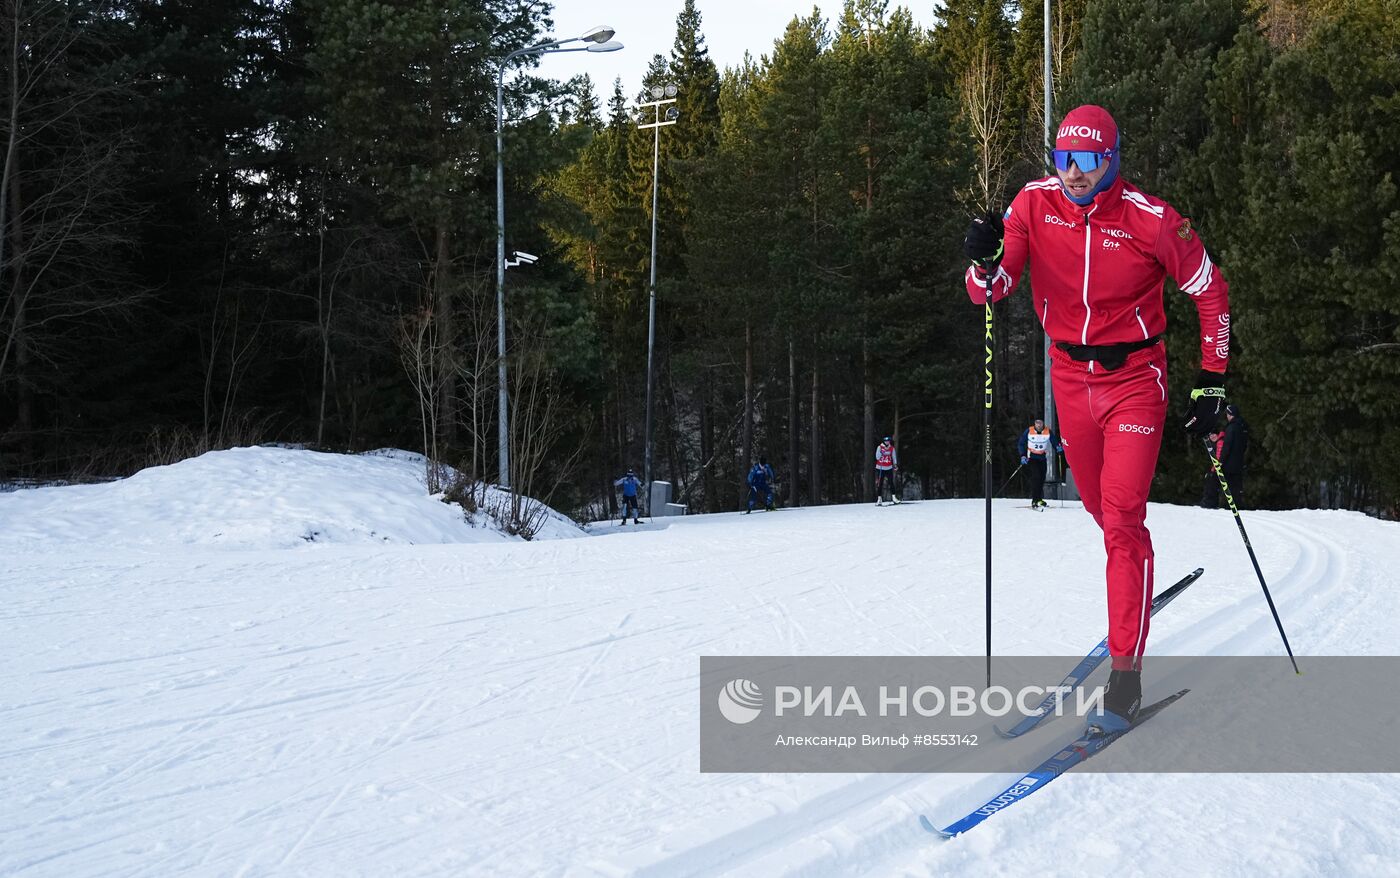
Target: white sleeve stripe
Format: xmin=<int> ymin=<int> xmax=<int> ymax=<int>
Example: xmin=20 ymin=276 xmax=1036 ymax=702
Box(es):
xmin=1184 ymin=252 xmax=1214 ymax=295
xmin=1122 ymin=190 xmax=1165 ymax=217
xmin=1183 ymin=251 xmax=1209 ymax=290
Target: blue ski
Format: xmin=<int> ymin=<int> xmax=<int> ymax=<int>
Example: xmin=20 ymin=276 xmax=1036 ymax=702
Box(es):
xmin=921 ymin=688 xmax=1190 ymax=838
xmin=994 ymin=567 xmax=1203 ymax=739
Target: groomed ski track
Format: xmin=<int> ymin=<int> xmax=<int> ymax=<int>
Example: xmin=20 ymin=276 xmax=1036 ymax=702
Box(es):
xmin=3 ymin=474 xmax=1397 ymax=877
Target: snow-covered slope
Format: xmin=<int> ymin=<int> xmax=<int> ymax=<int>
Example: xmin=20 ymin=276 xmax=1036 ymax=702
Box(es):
xmin=2 ymin=456 xmax=1397 ymax=877
xmin=0 ymin=446 xmax=583 ymax=553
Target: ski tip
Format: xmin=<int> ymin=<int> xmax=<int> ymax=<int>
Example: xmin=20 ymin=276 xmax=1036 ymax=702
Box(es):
xmin=918 ymin=815 xmax=955 ymax=838
xmin=992 ymin=723 xmax=1020 ymax=739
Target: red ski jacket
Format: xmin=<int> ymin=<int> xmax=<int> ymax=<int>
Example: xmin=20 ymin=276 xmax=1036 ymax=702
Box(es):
xmin=965 ymin=175 xmax=1230 ymax=373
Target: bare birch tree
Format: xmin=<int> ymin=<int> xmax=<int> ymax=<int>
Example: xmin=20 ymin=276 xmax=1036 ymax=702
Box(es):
xmin=960 ymin=46 xmax=1014 ymax=212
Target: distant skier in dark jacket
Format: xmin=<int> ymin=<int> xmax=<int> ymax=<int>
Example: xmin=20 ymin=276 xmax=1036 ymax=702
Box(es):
xmin=746 ymin=458 xmax=775 ymax=513
xmin=1219 ymin=404 xmax=1249 ymax=506
xmin=614 ymin=469 xmax=642 ymax=524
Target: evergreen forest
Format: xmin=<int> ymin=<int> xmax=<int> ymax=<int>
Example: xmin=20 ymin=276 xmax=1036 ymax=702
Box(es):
xmin=3 ymin=0 xmax=1398 ymax=520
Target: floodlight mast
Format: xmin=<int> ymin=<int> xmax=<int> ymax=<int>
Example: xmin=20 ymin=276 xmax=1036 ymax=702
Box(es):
xmin=495 ymin=27 xmax=622 ymax=487
xmin=636 ymin=85 xmax=679 ymax=514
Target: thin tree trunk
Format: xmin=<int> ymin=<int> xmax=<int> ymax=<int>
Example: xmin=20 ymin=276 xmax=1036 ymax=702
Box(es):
xmin=315 ymin=197 xmax=328 ymax=446
xmin=665 ymin=361 xmax=683 ymax=500
xmin=863 ymin=115 xmax=876 ymax=502
xmin=700 ymin=371 xmax=716 ymax=512
xmin=741 ymin=319 xmax=753 ymax=506
xmin=788 ymin=337 xmax=799 ymax=507
xmin=863 ymin=340 xmax=873 ymax=500
xmin=434 ymin=222 xmax=455 ymax=449
xmin=0 ymin=0 xmax=18 ymax=318
xmin=893 ymin=397 xmax=902 ymax=497
xmin=4 ymin=131 xmax=29 ymax=458
xmin=601 ymin=407 xmax=615 ymax=517
xmin=810 ymin=356 xmax=821 ymax=504
xmin=12 ymin=268 xmax=28 ymax=457
xmin=617 ymin=386 xmax=626 ymax=471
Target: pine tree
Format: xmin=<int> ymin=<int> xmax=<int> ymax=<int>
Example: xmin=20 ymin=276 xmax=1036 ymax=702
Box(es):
xmin=1199 ymin=1 xmax=1400 ymax=511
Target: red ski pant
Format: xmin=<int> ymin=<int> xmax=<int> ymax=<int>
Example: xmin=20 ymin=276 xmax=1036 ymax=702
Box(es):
xmin=1050 ymin=342 xmax=1168 ymax=671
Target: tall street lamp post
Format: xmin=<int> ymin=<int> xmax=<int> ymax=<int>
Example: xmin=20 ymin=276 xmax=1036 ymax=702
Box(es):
xmin=637 ymin=84 xmax=678 ymax=514
xmin=495 ymin=26 xmax=621 ymax=488
xmin=1042 ymin=0 xmax=1056 ymax=484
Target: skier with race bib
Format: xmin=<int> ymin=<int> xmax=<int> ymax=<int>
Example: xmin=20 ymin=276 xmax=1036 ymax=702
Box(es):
xmin=1017 ymin=418 xmax=1062 ymax=509
xmin=874 ymin=437 xmax=899 ymax=505
xmin=614 ymin=469 xmax=643 ymax=525
xmin=962 ymin=105 xmax=1230 ymax=733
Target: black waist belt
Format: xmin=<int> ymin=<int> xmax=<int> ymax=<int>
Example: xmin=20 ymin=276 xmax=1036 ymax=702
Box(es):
xmin=1056 ymin=336 xmax=1160 ymax=371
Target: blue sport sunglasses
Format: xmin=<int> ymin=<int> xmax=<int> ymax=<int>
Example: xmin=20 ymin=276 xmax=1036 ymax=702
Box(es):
xmin=1052 ymin=148 xmax=1113 ymax=172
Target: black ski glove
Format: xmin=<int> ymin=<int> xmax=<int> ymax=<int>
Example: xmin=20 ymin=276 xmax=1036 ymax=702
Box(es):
xmin=1182 ymin=370 xmax=1225 ymax=436
xmin=963 ymin=212 xmax=1004 ymax=274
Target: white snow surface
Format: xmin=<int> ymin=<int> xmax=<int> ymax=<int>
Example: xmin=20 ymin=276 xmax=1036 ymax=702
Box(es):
xmin=0 ymin=446 xmax=584 ymax=553
xmin=2 ymin=451 xmax=1398 ymax=877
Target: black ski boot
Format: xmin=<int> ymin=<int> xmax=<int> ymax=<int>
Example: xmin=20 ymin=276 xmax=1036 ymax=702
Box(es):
xmin=1088 ymin=669 xmax=1141 ymax=734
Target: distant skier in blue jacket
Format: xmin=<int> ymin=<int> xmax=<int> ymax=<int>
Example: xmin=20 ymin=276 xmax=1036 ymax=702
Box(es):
xmin=614 ymin=469 xmax=642 ymax=524
xmin=746 ymin=458 xmax=775 ymax=514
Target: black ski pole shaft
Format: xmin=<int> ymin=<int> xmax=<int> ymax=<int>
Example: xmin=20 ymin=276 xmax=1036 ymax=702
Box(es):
xmin=1202 ymin=437 xmax=1301 ymax=674
xmin=995 ymin=463 xmax=1023 ymax=498
xmin=983 ymin=263 xmax=995 ymax=689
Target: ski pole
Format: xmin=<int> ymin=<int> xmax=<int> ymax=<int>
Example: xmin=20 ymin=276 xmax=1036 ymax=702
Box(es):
xmin=982 ymin=254 xmax=995 ymax=689
xmin=995 ymin=463 xmax=1023 ymax=497
xmin=1202 ymin=436 xmax=1301 ymax=674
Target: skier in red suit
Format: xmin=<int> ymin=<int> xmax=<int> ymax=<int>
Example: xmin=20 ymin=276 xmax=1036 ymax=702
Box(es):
xmin=962 ymin=105 xmax=1229 ymax=732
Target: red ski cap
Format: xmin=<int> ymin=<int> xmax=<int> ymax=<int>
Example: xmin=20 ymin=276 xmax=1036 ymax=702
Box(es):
xmin=1055 ymin=105 xmax=1118 ymax=152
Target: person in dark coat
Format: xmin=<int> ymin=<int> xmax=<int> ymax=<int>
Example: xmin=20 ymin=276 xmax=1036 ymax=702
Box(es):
xmin=1219 ymin=404 xmax=1249 ymax=506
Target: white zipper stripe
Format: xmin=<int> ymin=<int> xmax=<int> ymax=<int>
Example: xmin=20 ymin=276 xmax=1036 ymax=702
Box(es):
xmin=1080 ymin=207 xmax=1097 ymax=345
xmin=1135 ymin=307 xmax=1149 ymax=339
xmin=1148 ymin=361 xmax=1165 ymax=401
xmin=1133 ymin=557 xmax=1151 ymax=663
xmin=1042 ymin=298 xmax=1049 ymax=324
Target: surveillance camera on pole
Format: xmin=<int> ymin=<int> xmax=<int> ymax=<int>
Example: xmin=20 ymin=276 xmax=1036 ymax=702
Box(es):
xmin=495 ymin=24 xmax=623 ymax=490
xmin=505 ymin=250 xmax=538 ymax=269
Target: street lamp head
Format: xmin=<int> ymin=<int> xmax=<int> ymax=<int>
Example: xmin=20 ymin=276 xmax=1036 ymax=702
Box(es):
xmin=665 ymin=84 xmax=678 ymax=98
xmin=665 ymin=107 xmax=680 ymax=122
xmin=579 ymin=25 xmax=615 ymax=43
xmin=587 ymin=40 xmax=623 ymax=53
xmin=650 ymin=85 xmax=665 ymax=100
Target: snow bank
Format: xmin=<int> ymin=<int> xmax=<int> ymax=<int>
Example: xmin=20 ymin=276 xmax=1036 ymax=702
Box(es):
xmin=0 ymin=446 xmax=583 ymax=553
